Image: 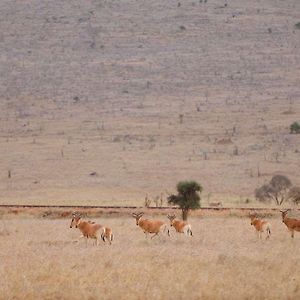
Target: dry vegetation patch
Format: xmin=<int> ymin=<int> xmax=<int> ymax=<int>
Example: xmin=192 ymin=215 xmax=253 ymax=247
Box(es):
xmin=1 ymin=216 xmax=300 ymax=299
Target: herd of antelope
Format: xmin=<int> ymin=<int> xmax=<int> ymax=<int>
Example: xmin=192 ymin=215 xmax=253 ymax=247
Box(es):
xmin=69 ymin=209 xmax=300 ymax=246
xmin=250 ymin=209 xmax=300 ymax=239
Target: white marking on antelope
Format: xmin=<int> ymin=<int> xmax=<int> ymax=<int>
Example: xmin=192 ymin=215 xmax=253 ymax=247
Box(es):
xmin=249 ymin=214 xmax=271 ymax=239
xmin=101 ymin=227 xmax=114 ymax=245
xmin=167 ymin=214 xmax=193 ymax=236
xmin=280 ymin=209 xmax=300 ymax=238
xmin=132 ymin=212 xmax=170 ymax=239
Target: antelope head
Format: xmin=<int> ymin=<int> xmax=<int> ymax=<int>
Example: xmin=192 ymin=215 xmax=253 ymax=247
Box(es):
xmin=70 ymin=212 xmax=81 ymax=228
xmin=249 ymin=213 xmax=257 ymax=225
xmin=167 ymin=214 xmax=176 ymax=226
xmin=132 ymin=212 xmax=144 ymax=226
xmin=280 ymin=209 xmax=290 ymax=221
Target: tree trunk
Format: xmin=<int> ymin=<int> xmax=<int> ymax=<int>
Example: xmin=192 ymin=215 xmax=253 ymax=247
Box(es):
xmin=182 ymin=209 xmax=189 ymax=221
xmin=279 ymin=195 xmax=285 ymax=205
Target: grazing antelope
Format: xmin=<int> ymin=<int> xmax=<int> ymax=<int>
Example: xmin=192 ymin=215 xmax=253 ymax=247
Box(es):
xmin=280 ymin=209 xmax=300 ymax=238
xmin=132 ymin=212 xmax=170 ymax=239
xmin=101 ymin=227 xmax=114 ymax=245
xmin=167 ymin=214 xmax=193 ymax=236
xmin=249 ymin=214 xmax=271 ymax=239
xmin=70 ymin=212 xmax=104 ymax=246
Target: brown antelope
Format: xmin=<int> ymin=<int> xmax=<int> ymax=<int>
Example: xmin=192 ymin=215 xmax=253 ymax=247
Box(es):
xmin=167 ymin=214 xmax=193 ymax=236
xmin=70 ymin=212 xmax=105 ymax=246
xmin=101 ymin=227 xmax=114 ymax=245
xmin=249 ymin=214 xmax=271 ymax=239
xmin=280 ymin=209 xmax=300 ymax=238
xmin=132 ymin=212 xmax=170 ymax=239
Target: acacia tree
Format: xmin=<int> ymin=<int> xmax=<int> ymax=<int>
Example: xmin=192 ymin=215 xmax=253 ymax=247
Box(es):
xmin=167 ymin=180 xmax=202 ymax=220
xmin=255 ymin=175 xmax=292 ymax=205
xmin=287 ymin=187 xmax=300 ymax=205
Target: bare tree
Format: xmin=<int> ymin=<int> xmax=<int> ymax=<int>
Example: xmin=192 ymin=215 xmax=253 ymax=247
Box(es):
xmin=287 ymin=187 xmax=300 ymax=205
xmin=144 ymin=194 xmax=151 ymax=208
xmin=255 ymin=175 xmax=292 ymax=205
xmin=255 ymin=184 xmax=274 ymax=203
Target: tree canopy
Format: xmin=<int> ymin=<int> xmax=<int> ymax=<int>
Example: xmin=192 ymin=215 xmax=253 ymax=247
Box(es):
xmin=255 ymin=175 xmax=292 ymax=205
xmin=168 ymin=180 xmax=202 ymax=220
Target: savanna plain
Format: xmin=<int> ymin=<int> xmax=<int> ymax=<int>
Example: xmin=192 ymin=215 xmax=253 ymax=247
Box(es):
xmin=1 ymin=0 xmax=300 ymax=299
xmin=1 ymin=214 xmax=300 ymax=300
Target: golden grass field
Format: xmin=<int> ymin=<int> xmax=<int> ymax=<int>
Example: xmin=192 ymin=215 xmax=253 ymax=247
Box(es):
xmin=1 ymin=214 xmax=300 ymax=300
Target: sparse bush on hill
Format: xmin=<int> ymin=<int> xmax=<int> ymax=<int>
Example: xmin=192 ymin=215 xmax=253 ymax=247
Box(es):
xmin=295 ymin=22 xmax=300 ymax=30
xmin=290 ymin=122 xmax=300 ymax=134
xmin=255 ymin=175 xmax=292 ymax=205
xmin=167 ymin=180 xmax=202 ymax=220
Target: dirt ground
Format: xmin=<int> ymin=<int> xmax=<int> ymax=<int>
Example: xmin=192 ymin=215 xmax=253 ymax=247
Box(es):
xmin=0 ymin=215 xmax=299 ymax=300
xmin=0 ymin=0 xmax=300 ymax=206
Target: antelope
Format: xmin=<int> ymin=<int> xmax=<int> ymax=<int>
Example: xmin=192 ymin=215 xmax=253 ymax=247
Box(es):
xmin=167 ymin=214 xmax=193 ymax=236
xmin=249 ymin=214 xmax=271 ymax=239
xmin=101 ymin=227 xmax=114 ymax=245
xmin=280 ymin=209 xmax=300 ymax=238
xmin=70 ymin=212 xmax=105 ymax=246
xmin=132 ymin=212 xmax=170 ymax=239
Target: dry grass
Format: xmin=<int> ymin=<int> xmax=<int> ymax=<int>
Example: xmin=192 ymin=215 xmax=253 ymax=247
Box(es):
xmin=1 ymin=215 xmax=300 ymax=299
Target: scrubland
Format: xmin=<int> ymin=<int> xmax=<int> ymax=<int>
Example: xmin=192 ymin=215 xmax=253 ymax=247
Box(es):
xmin=1 ymin=215 xmax=300 ymax=300
xmin=1 ymin=0 xmax=300 ymax=205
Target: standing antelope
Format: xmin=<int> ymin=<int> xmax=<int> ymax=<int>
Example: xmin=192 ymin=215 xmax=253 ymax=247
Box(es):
xmin=167 ymin=214 xmax=193 ymax=236
xmin=249 ymin=214 xmax=271 ymax=239
xmin=70 ymin=212 xmax=105 ymax=246
xmin=280 ymin=209 xmax=300 ymax=238
xmin=132 ymin=212 xmax=170 ymax=239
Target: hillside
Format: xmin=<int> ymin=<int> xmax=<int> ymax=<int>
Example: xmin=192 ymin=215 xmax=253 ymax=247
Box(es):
xmin=1 ymin=0 xmax=300 ymax=206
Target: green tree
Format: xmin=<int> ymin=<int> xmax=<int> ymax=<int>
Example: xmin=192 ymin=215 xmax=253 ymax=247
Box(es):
xmin=167 ymin=180 xmax=202 ymax=220
xmin=290 ymin=122 xmax=300 ymax=134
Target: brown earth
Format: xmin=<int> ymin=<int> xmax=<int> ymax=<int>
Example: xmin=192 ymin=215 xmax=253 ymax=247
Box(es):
xmin=0 ymin=0 xmax=300 ymax=206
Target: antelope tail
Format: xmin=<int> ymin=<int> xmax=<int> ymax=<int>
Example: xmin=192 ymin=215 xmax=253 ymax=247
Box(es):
xmin=266 ymin=224 xmax=271 ymax=239
xmin=101 ymin=227 xmax=106 ymax=242
xmin=188 ymin=228 xmax=193 ymax=237
xmin=101 ymin=233 xmax=106 ymax=242
xmin=162 ymin=224 xmax=170 ymax=237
